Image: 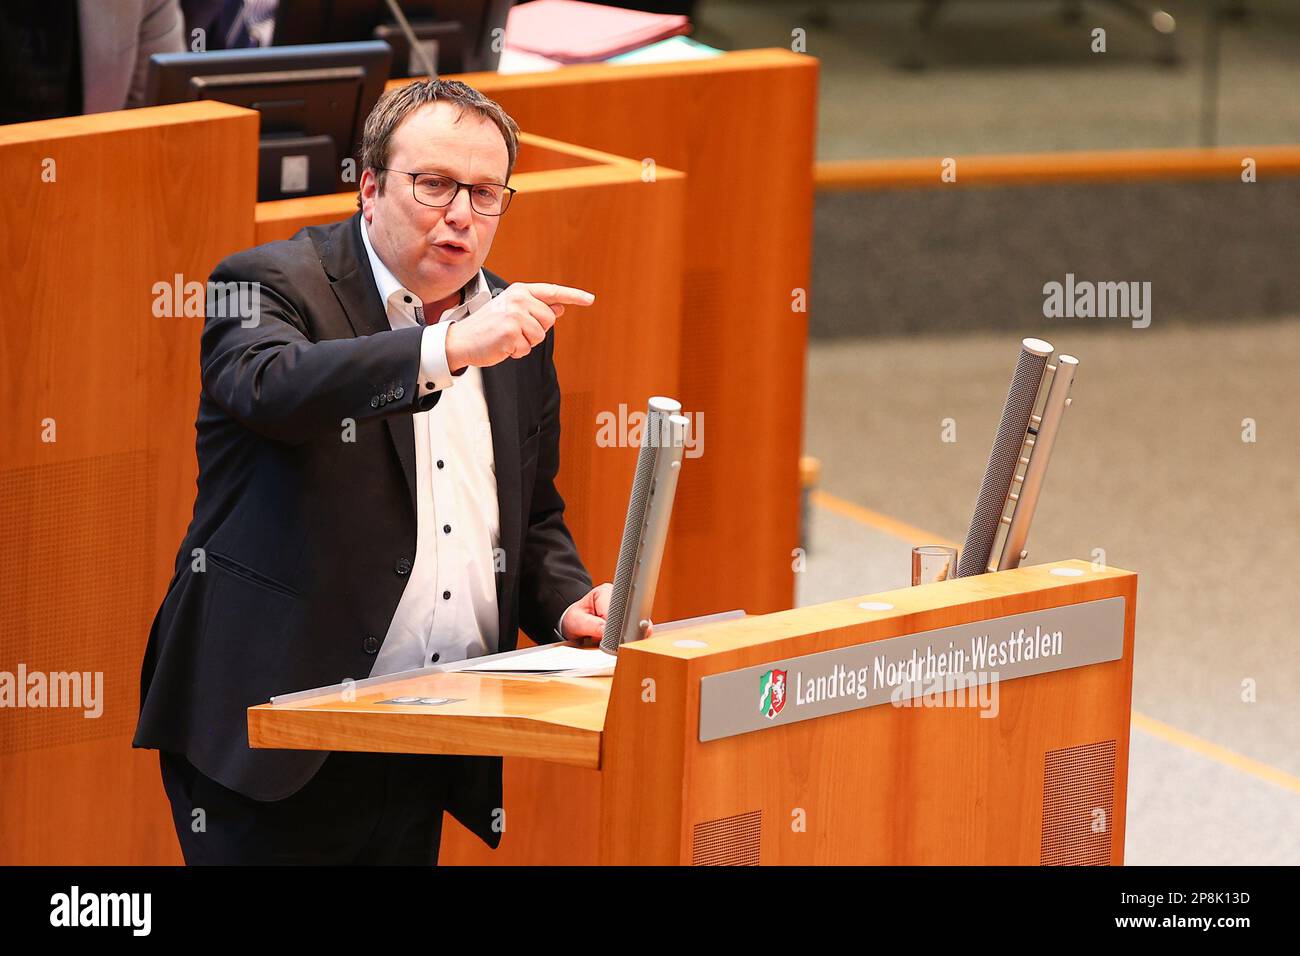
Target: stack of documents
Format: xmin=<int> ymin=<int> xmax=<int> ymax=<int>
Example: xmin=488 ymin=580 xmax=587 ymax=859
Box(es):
xmin=503 ymin=0 xmax=692 ymax=64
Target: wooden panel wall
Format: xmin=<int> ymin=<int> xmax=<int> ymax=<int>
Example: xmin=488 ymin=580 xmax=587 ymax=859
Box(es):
xmin=0 ymin=103 xmax=258 ymax=864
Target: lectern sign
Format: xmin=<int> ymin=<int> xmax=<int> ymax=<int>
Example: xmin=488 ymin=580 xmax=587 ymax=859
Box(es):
xmin=698 ymin=597 xmax=1126 ymax=742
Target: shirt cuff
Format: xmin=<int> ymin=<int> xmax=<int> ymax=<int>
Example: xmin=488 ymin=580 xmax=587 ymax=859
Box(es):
xmin=554 ymin=604 xmax=573 ymax=642
xmin=418 ymin=321 xmax=458 ymax=395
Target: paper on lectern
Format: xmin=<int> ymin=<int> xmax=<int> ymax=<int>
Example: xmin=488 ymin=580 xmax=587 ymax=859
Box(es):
xmin=458 ymin=644 xmax=614 ymax=676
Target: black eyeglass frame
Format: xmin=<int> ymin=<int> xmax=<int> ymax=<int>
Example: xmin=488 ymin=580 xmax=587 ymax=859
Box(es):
xmin=378 ymin=167 xmax=517 ymax=216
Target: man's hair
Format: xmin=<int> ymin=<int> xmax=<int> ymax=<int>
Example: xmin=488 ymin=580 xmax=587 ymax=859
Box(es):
xmin=356 ymin=78 xmax=520 ymax=210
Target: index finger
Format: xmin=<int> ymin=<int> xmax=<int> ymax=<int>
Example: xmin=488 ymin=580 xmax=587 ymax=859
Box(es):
xmin=522 ymin=282 xmax=596 ymax=306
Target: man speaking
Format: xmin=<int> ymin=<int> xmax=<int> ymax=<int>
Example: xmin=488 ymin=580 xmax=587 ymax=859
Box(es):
xmin=133 ymin=79 xmax=612 ymax=864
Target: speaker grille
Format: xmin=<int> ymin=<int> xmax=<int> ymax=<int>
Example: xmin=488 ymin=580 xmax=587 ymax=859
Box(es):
xmin=601 ymin=404 xmax=671 ymax=653
xmin=692 ymin=810 xmax=762 ymax=866
xmin=1040 ymin=739 xmax=1117 ymax=866
xmin=0 ymin=452 xmax=158 ymax=755
xmin=679 ymin=268 xmax=725 ymax=410
xmin=956 ymin=344 xmax=1049 ymax=577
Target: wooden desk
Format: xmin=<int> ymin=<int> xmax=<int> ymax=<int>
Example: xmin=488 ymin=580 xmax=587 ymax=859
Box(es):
xmin=252 ymin=559 xmax=1138 ymax=865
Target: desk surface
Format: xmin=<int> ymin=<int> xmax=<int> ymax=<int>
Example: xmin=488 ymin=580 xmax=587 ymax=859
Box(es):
xmin=248 ymin=667 xmax=611 ymax=768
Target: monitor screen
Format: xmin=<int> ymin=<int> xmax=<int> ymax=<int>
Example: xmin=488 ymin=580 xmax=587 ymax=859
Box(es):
xmin=145 ymin=41 xmax=392 ymax=201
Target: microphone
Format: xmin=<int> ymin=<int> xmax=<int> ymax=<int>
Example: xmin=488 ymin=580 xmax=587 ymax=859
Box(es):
xmin=955 ymin=338 xmax=1052 ymax=578
xmin=600 ymin=397 xmax=690 ymax=655
xmin=996 ymin=353 xmax=1078 ymax=570
xmin=383 ymin=0 xmax=437 ymax=78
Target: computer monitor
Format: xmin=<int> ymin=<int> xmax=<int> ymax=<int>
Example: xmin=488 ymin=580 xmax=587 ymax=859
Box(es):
xmin=273 ymin=0 xmax=515 ymax=75
xmin=145 ymin=41 xmax=392 ymax=202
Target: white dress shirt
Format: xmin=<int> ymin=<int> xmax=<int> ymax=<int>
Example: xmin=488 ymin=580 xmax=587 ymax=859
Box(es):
xmin=361 ymin=218 xmax=505 ymax=677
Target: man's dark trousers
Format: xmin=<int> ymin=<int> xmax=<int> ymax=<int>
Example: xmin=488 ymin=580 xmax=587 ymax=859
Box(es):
xmin=160 ymin=749 xmax=457 ymax=865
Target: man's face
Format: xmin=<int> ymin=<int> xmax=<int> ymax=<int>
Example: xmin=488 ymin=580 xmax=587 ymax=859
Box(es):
xmin=360 ymin=101 xmax=509 ymax=304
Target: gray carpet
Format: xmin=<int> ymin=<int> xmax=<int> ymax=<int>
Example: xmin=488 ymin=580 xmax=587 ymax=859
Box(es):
xmin=696 ymin=0 xmax=1300 ymax=157
xmin=810 ymin=178 xmax=1300 ymax=337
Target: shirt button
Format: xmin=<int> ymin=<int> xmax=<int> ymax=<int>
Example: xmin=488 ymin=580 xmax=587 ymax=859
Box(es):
xmin=442 ymin=590 xmax=451 ymax=600
xmin=430 ymin=653 xmax=440 ymax=663
xmin=436 ymin=459 xmax=445 ymax=469
xmin=395 ymin=557 xmax=412 ymax=576
xmin=443 ymin=524 xmax=451 ymax=534
xmin=362 ymin=636 xmax=380 ymax=654
xmin=403 ymin=295 xmax=412 ymax=304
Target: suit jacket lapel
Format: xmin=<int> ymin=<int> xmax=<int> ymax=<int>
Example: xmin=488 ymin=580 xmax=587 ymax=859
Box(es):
xmin=322 ymin=212 xmax=390 ymax=339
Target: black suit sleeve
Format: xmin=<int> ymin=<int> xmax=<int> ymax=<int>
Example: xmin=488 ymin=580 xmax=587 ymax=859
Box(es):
xmin=517 ymin=329 xmax=593 ymax=645
xmin=200 ymin=254 xmax=438 ymax=445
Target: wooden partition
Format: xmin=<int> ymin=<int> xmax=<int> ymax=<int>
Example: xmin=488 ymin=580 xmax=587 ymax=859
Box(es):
xmin=252 ymin=559 xmax=1138 ymax=865
xmin=0 ymin=102 xmax=257 ymax=865
xmin=418 ymin=48 xmax=821 ymax=624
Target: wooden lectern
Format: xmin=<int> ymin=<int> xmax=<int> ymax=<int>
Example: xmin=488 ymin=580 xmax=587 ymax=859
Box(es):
xmin=250 ymin=559 xmax=1137 ymax=865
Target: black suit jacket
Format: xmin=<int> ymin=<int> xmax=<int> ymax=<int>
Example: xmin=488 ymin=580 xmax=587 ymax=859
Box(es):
xmin=132 ymin=212 xmax=592 ymax=849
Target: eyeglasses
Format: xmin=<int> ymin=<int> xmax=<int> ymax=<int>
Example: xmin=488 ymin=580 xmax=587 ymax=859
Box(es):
xmin=380 ymin=168 xmax=516 ymax=216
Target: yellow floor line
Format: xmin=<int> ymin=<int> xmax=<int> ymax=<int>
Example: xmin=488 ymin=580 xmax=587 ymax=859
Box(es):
xmin=812 ymin=488 xmax=1300 ymax=796
xmin=810 ymin=489 xmax=961 ymax=549
xmin=1130 ymin=712 xmax=1300 ymax=796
